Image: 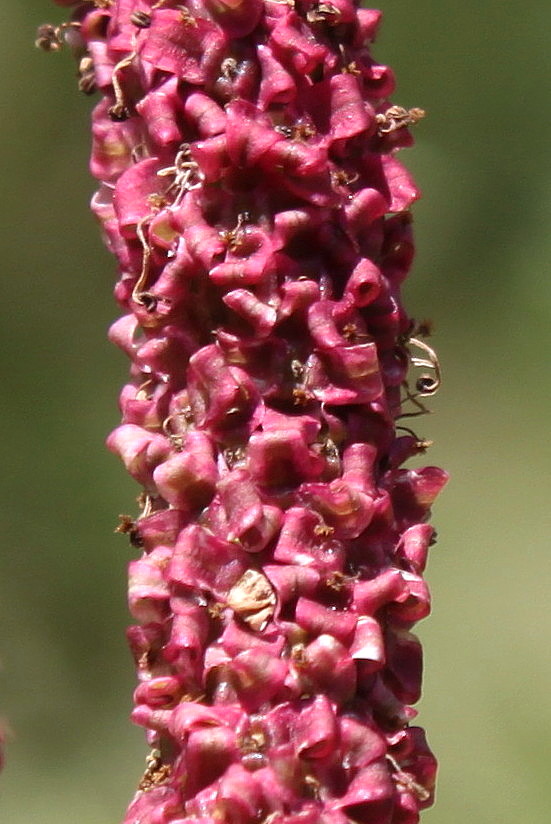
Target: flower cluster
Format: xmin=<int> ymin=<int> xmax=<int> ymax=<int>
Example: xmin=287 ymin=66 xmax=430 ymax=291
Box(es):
xmin=43 ymin=1 xmax=447 ymax=822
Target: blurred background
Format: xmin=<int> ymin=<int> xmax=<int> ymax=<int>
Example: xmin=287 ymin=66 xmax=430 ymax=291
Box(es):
xmin=1 ymin=1 xmax=550 ymax=821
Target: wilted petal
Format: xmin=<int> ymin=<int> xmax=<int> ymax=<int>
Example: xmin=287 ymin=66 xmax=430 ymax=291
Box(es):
xmin=257 ymin=44 xmax=296 ymax=109
xmin=90 ymin=99 xmax=143 ymax=183
xmin=231 ymin=649 xmax=288 ymax=710
xmin=299 ymin=479 xmax=375 ymax=540
xmin=357 ymin=9 xmax=383 ymax=42
xmin=345 ymin=187 xmax=388 ymax=236
xmin=210 ymin=226 xmax=276 ymax=287
xmin=349 ymin=616 xmax=385 ymax=672
xmin=204 ymin=0 xmax=263 ymax=38
xmin=133 ymin=674 xmax=183 ymax=709
xmin=215 ymin=764 xmax=266 ymax=823
xmin=106 ymin=424 xmax=170 ymax=489
xmin=183 ymin=725 xmax=239 ymax=798
xmin=164 ymin=601 xmax=209 ymax=672
xmin=113 ymin=158 xmax=164 ymax=237
xmin=340 ymin=716 xmax=387 ymax=771
xmin=153 ymin=430 xmax=217 ymax=512
xmin=388 ymin=466 xmax=449 ymax=525
xmin=345 ymin=258 xmax=383 ymax=307
xmin=123 ymin=785 xmax=182 ymax=824
xmin=353 ymin=569 xmax=408 ymax=615
xmin=274 ymin=507 xmax=346 ymax=572
xmin=396 ymin=524 xmax=435 ymax=573
xmin=330 ymin=73 xmax=374 ymax=141
xmin=382 ymin=155 xmax=420 ymax=213
xmin=169 ymin=524 xmax=248 ymax=599
xmin=134 ymin=508 xmax=187 ymax=553
xmin=295 ymin=597 xmax=356 ymax=644
xmin=173 ymin=192 xmax=226 ymax=268
xmin=225 ymin=99 xmax=280 ymax=168
xmin=137 ymin=77 xmax=184 ymax=147
xmin=248 ymin=429 xmax=325 ymax=489
xmin=293 ymin=695 xmax=338 ymax=760
xmin=218 ymin=469 xmax=281 ymax=552
xmin=184 ymin=92 xmax=227 ymax=137
xmin=278 ymin=278 xmax=321 ymax=321
xmin=188 ymin=345 xmax=261 ymax=435
xmin=138 ymin=10 xmax=226 ymax=84
xmin=128 ymin=548 xmax=171 ymax=623
xmin=330 ymin=759 xmax=394 ymax=823
xmin=264 ymin=564 xmax=321 ymax=611
xmin=136 ymin=326 xmax=195 ymax=378
xmin=385 ymin=629 xmax=423 ymax=704
xmin=223 ymin=289 xmax=277 ymax=338
xmin=297 ymin=635 xmax=356 ymax=704
xmin=220 ymin=618 xmax=283 ymax=657
xmin=388 ymin=572 xmax=431 ymax=624
xmin=270 ymin=13 xmax=328 ymax=75
xmin=169 ymin=701 xmax=243 ymax=741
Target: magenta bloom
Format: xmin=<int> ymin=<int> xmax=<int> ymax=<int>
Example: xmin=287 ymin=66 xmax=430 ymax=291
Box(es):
xmin=41 ymin=2 xmax=446 ymax=822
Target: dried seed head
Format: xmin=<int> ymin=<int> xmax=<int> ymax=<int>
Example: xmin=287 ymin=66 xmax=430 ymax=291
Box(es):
xmin=227 ymin=570 xmax=276 ymax=631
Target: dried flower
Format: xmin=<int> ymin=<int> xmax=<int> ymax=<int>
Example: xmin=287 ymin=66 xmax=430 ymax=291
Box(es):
xmin=39 ymin=1 xmax=446 ymax=822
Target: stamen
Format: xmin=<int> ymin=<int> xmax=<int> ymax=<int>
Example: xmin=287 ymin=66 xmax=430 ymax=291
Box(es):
xmin=376 ymin=105 xmax=426 ymax=135
xmin=77 ymin=56 xmax=96 ymax=96
xmin=138 ymin=749 xmax=172 ymax=793
xmin=408 ymin=336 xmax=441 ymax=396
xmin=157 ymin=145 xmax=205 ymax=208
xmin=109 ymin=52 xmax=137 ymax=122
xmin=386 ymin=754 xmax=431 ymax=802
xmin=132 ymin=217 xmax=153 ymax=306
xmin=219 ymin=212 xmax=251 ymax=251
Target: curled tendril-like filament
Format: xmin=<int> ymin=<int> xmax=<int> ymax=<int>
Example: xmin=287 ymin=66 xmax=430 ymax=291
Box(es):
xmin=132 ymin=216 xmax=153 ymax=306
xmin=408 ymin=336 xmax=441 ymax=396
xmin=396 ymin=336 xmax=441 ymax=419
xmin=109 ymin=52 xmax=137 ymax=120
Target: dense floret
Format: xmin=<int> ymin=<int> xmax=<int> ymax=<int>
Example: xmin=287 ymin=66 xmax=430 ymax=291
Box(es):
xmin=43 ymin=2 xmax=447 ymax=822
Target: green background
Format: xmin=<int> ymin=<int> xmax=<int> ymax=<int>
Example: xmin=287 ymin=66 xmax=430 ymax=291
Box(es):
xmin=1 ymin=1 xmax=550 ymax=821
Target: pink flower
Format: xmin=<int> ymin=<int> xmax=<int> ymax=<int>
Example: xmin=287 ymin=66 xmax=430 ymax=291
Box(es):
xmin=40 ymin=2 xmax=446 ymax=821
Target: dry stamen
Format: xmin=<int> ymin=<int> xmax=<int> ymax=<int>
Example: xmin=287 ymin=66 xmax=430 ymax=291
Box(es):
xmin=109 ymin=52 xmax=136 ymax=122
xmin=138 ymin=749 xmax=172 ymax=793
xmin=376 ymin=105 xmax=426 ymax=135
xmin=131 ymin=11 xmax=152 ymax=28
xmin=77 ymin=56 xmax=96 ymax=96
xmin=132 ymin=216 xmax=153 ymax=306
xmin=314 ymin=522 xmax=334 ymax=537
xmin=386 ymin=754 xmax=431 ymax=802
xmin=220 ymin=212 xmax=251 ymax=251
xmin=306 ymin=2 xmax=341 ymax=24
